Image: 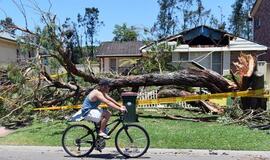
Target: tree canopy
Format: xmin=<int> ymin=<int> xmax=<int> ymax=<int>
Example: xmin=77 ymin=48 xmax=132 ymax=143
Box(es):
xmin=77 ymin=7 xmax=104 ymax=57
xmin=112 ymin=23 xmax=138 ymax=42
xmin=0 ymin=17 xmax=16 ymax=34
xmin=153 ymin=0 xmax=227 ymax=39
xmin=228 ymin=0 xmax=255 ymax=40
xmin=153 ymin=0 xmax=178 ymax=38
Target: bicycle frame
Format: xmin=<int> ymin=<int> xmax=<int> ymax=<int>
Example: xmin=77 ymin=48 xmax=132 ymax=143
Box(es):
xmin=92 ymin=113 xmax=134 ymax=144
xmin=92 ymin=114 xmax=125 ymax=136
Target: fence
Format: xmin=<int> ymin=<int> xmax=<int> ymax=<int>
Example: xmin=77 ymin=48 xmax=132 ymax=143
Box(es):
xmin=137 ymin=90 xmax=193 ymax=109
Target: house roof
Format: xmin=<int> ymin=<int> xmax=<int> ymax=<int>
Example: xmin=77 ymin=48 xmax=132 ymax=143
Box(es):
xmin=229 ymin=37 xmax=267 ymax=51
xmin=140 ymin=25 xmax=234 ymax=52
xmin=174 ymin=37 xmax=267 ymax=52
xmin=179 ymin=25 xmax=229 ymax=39
xmin=0 ymin=31 xmax=17 ymax=42
xmin=251 ymin=0 xmax=263 ymax=17
xmin=141 ymin=25 xmax=267 ymax=53
xmin=96 ymin=41 xmax=144 ymax=57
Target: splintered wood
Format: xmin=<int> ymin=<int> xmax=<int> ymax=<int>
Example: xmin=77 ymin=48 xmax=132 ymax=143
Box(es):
xmin=232 ymin=53 xmax=256 ymax=88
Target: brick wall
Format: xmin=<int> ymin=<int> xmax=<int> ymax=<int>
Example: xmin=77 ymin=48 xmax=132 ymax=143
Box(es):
xmin=253 ymin=0 xmax=270 ymax=62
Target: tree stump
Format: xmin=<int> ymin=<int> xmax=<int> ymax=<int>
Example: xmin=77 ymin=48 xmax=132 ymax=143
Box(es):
xmin=241 ymin=71 xmax=267 ymax=110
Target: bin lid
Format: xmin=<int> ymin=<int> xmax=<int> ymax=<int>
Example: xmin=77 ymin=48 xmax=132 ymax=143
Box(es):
xmin=121 ymin=92 xmax=137 ymax=97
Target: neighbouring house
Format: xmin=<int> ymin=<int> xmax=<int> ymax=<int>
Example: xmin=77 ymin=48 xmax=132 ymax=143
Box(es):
xmin=0 ymin=32 xmax=37 ymax=67
xmin=96 ymin=41 xmax=144 ymax=73
xmin=250 ymin=0 xmax=270 ymax=87
xmin=0 ymin=32 xmax=19 ymax=66
xmin=140 ymin=25 xmax=268 ymax=83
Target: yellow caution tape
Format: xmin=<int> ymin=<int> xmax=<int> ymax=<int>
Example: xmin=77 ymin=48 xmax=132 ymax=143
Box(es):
xmin=33 ymin=103 xmax=108 ymax=111
xmin=34 ymin=105 xmax=81 ymax=111
xmin=49 ymin=72 xmax=67 ymax=79
xmin=33 ymin=89 xmax=269 ymax=111
xmin=0 ymin=96 xmax=16 ymax=104
xmin=29 ymin=72 xmax=67 ymax=81
xmin=137 ymin=89 xmax=267 ymax=105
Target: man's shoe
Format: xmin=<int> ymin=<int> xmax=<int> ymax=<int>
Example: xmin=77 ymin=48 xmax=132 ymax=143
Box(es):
xmin=98 ymin=132 xmax=111 ymax=139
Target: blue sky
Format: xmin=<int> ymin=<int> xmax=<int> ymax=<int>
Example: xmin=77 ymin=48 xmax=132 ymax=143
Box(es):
xmin=0 ymin=0 xmax=234 ymax=42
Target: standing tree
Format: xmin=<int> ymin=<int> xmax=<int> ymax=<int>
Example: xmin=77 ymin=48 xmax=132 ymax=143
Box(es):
xmin=153 ymin=0 xmax=178 ymax=39
xmin=209 ymin=6 xmax=226 ymax=30
xmin=77 ymin=7 xmax=104 ymax=57
xmin=112 ymin=23 xmax=138 ymax=41
xmin=62 ymin=18 xmax=82 ymax=64
xmin=154 ymin=0 xmax=223 ymax=34
xmin=0 ymin=17 xmax=16 ymax=34
xmin=182 ymin=0 xmax=211 ymax=29
xmin=228 ymin=0 xmax=255 ymax=40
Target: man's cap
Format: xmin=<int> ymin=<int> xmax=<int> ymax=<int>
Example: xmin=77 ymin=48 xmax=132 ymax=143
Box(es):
xmin=98 ymin=79 xmax=110 ymax=86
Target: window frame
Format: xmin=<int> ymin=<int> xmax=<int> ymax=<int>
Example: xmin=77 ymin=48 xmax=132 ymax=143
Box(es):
xmin=211 ymin=52 xmax=223 ymax=75
xmin=109 ymin=58 xmax=117 ymax=72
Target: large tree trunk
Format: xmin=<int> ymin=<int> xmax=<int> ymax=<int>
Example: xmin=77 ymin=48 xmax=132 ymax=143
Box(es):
xmin=54 ymin=44 xmax=235 ymax=93
xmin=109 ymin=68 xmax=235 ymax=93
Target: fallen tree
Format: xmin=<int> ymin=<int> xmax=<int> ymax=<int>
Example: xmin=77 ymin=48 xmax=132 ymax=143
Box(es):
xmin=0 ymin=1 xmax=266 ymax=128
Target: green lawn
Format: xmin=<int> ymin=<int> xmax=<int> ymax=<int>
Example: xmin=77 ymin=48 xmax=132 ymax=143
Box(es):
xmin=0 ymin=109 xmax=270 ymax=150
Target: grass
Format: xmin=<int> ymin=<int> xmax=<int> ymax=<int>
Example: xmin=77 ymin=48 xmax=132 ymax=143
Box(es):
xmin=0 ymin=109 xmax=270 ymax=150
xmin=142 ymin=118 xmax=270 ymax=150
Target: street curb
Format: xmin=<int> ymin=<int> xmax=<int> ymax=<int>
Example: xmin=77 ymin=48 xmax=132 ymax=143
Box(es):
xmin=0 ymin=145 xmax=269 ymax=157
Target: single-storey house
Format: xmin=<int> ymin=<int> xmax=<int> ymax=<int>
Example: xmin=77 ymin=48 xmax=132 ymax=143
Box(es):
xmin=140 ymin=25 xmax=268 ymax=84
xmin=0 ymin=32 xmax=37 ymax=67
xmin=0 ymin=32 xmax=19 ymax=66
xmin=96 ymin=41 xmax=144 ymax=73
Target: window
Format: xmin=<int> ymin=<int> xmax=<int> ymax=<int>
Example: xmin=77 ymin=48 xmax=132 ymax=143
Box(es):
xmin=190 ymin=52 xmax=211 ymax=69
xmin=109 ymin=58 xmax=117 ymax=71
xmin=212 ymin=52 xmax=223 ymax=74
xmin=179 ymin=53 xmax=188 ymax=61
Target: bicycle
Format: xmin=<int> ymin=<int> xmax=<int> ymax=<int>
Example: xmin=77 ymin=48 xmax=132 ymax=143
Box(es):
xmin=61 ymin=112 xmax=150 ymax=158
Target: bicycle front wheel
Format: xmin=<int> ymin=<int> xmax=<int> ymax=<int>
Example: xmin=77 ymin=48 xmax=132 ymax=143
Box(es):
xmin=115 ymin=124 xmax=150 ymax=158
xmin=62 ymin=124 xmax=95 ymax=157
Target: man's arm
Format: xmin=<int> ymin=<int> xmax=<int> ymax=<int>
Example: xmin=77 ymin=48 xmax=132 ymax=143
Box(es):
xmin=103 ymin=93 xmax=122 ymax=108
xmin=95 ymin=91 xmax=125 ymax=111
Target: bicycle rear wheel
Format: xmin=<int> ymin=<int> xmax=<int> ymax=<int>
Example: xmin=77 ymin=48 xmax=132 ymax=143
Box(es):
xmin=115 ymin=124 xmax=150 ymax=158
xmin=62 ymin=124 xmax=95 ymax=157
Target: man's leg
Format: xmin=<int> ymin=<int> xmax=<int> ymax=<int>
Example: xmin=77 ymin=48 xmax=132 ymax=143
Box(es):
xmin=100 ymin=110 xmax=111 ymax=133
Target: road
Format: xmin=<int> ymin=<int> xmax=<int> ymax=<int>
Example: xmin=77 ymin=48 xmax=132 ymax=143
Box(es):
xmin=0 ymin=145 xmax=269 ymax=160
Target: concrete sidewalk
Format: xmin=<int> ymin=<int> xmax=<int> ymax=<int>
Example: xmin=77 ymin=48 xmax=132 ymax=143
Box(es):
xmin=0 ymin=145 xmax=269 ymax=160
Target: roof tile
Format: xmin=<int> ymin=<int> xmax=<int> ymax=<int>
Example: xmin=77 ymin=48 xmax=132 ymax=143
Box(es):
xmin=96 ymin=41 xmax=144 ymax=57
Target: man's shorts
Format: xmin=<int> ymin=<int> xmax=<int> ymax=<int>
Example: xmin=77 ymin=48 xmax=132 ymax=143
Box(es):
xmin=84 ymin=108 xmax=103 ymax=123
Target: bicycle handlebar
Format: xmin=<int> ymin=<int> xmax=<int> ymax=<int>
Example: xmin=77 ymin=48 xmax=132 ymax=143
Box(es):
xmin=117 ymin=110 xmax=127 ymax=115
xmin=115 ymin=110 xmax=128 ymax=119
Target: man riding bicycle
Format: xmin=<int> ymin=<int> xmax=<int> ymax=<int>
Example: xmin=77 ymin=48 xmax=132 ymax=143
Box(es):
xmin=71 ymin=79 xmax=127 ymax=139
xmin=64 ymin=79 xmax=150 ymax=158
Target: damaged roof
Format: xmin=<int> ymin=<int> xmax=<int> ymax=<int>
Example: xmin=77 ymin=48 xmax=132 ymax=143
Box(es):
xmin=141 ymin=25 xmax=267 ymax=53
